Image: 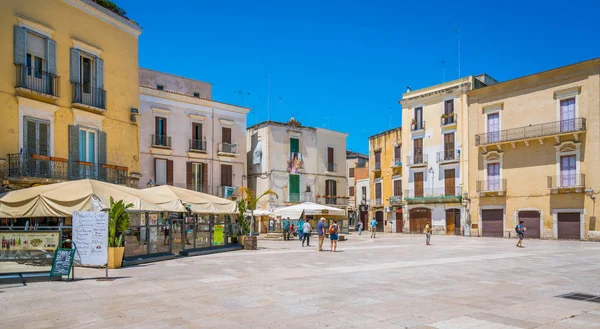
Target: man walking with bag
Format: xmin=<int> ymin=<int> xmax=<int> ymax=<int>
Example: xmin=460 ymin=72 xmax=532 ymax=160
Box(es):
xmin=282 ymin=217 xmax=291 ymax=241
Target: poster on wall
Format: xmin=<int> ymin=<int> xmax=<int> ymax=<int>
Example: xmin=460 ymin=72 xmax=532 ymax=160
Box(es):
xmin=213 ymin=225 xmax=224 ymax=246
xmin=72 ymin=211 xmax=108 ymax=266
xmin=0 ymin=231 xmax=59 ymax=251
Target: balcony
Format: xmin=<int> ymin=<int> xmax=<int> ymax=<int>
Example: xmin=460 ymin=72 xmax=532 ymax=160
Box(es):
xmin=8 ymin=154 xmax=68 ymax=182
xmin=476 ymin=179 xmax=507 ymax=196
xmin=69 ymin=161 xmax=128 ymax=185
xmin=287 ymin=192 xmax=314 ymax=203
xmin=216 ymin=185 xmax=237 ymax=199
xmin=436 ymin=149 xmax=460 ymax=164
xmin=411 ymin=121 xmax=426 ymax=132
xmin=389 ymin=195 xmax=403 ymax=205
xmin=475 ymin=118 xmax=586 ymax=150
xmin=548 ymin=174 xmax=585 ymax=193
xmin=406 ymin=154 xmax=428 ymax=167
xmin=326 ymin=163 xmax=338 ymax=172
xmin=317 ymin=195 xmax=348 ymax=206
xmin=189 ymin=139 xmax=207 ymax=152
xmin=404 ymin=187 xmax=462 ymax=204
xmin=391 ymin=158 xmax=402 ymax=168
xmin=441 ymin=113 xmax=457 ymax=127
xmin=371 ymin=198 xmax=383 ymax=207
xmin=152 ymin=134 xmax=172 ymax=148
xmin=15 ymin=65 xmax=60 ymax=101
xmin=218 ymin=143 xmax=239 ymax=156
xmin=72 ymin=82 xmax=106 ymax=112
xmin=373 ymin=162 xmax=382 ymax=171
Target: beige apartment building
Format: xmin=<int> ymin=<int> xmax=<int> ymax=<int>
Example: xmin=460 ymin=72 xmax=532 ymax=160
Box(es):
xmin=138 ymin=68 xmax=250 ymax=199
xmin=400 ymin=75 xmax=496 ymax=235
xmin=467 ymin=58 xmax=600 ymax=241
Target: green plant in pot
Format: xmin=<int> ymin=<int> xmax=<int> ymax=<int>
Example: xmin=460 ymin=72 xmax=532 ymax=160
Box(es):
xmin=107 ymin=196 xmax=133 ymax=269
xmin=240 ymin=187 xmax=278 ymax=236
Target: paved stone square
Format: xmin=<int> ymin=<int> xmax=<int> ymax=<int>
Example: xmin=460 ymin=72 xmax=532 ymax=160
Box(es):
xmin=2 ymin=234 xmax=600 ymax=329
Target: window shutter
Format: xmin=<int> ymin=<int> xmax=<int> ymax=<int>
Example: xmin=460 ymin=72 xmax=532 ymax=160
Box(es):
xmin=333 ymin=180 xmax=337 ymax=196
xmin=68 ymin=125 xmax=80 ymax=179
xmin=24 ymin=120 xmax=36 ymax=155
xmin=46 ymin=39 xmax=56 ymax=75
xmin=155 ymin=117 xmax=159 ymax=135
xmin=202 ymin=163 xmax=208 ymax=193
xmin=39 ymin=122 xmax=49 ymax=156
xmin=186 ymin=162 xmax=192 ymax=189
xmin=70 ymin=48 xmax=80 ymax=83
xmin=222 ymin=127 xmax=231 ymax=144
xmin=327 ymin=147 xmax=334 ymax=165
xmin=167 ymin=160 xmax=173 ymax=185
xmin=153 ymin=158 xmax=157 ymax=183
xmin=98 ymin=131 xmax=107 ymax=164
xmin=95 ymin=57 xmax=104 ymax=89
xmin=325 ymin=180 xmax=330 ymax=196
xmin=14 ymin=26 xmax=27 ymax=66
xmin=163 ymin=117 xmax=167 ymax=136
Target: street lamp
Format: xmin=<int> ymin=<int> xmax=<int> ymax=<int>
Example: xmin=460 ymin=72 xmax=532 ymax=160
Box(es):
xmin=146 ymin=179 xmax=155 ymax=188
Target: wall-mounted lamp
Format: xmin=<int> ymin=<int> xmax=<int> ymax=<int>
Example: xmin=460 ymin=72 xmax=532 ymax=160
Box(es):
xmin=130 ymin=108 xmax=139 ymax=123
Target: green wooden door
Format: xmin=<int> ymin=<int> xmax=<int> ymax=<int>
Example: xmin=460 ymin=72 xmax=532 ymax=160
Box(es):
xmin=289 ymin=174 xmax=300 ymax=202
xmin=290 ymin=138 xmax=299 ymax=154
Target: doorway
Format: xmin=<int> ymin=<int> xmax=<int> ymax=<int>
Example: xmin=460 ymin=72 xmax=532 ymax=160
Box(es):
xmin=409 ymin=207 xmax=431 ymax=233
xmin=481 ymin=209 xmax=503 ymax=237
xmin=395 ymin=209 xmax=403 ymax=233
xmin=446 ymin=209 xmax=461 ymax=235
xmin=375 ymin=211 xmax=384 ymax=232
xmin=518 ymin=211 xmax=540 ymax=239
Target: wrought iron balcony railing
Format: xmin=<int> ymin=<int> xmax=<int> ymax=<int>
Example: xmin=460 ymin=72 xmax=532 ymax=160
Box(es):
xmin=411 ymin=121 xmax=425 ymax=131
xmin=404 ymin=187 xmax=462 ymax=199
xmin=437 ymin=149 xmax=460 ymax=163
xmin=441 ymin=113 xmax=457 ymax=126
xmin=475 ymin=118 xmax=586 ymax=146
xmin=218 ymin=143 xmax=239 ymax=155
xmin=548 ymin=174 xmax=585 ymax=189
xmin=8 ymin=154 xmax=68 ymax=180
xmin=152 ymin=134 xmax=171 ymax=148
xmin=69 ymin=161 xmax=128 ymax=185
xmin=406 ymin=154 xmax=428 ymax=166
xmin=476 ymin=179 xmax=507 ymax=193
xmin=72 ymin=82 xmax=106 ymax=110
xmin=317 ymin=196 xmax=348 ymax=206
xmin=189 ymin=139 xmax=207 ymax=152
xmin=16 ymin=65 xmax=60 ymax=98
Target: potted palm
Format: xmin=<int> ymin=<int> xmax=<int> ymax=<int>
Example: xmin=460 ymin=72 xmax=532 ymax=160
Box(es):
xmin=239 ymin=187 xmax=278 ymax=250
xmin=107 ymin=197 xmax=133 ymax=269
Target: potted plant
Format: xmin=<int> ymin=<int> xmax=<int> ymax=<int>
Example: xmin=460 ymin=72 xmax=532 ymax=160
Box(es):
xmin=448 ymin=112 xmax=454 ymax=117
xmin=441 ymin=113 xmax=447 ymax=119
xmin=411 ymin=118 xmax=416 ymax=125
xmin=108 ymin=197 xmax=133 ymax=269
xmin=239 ymin=187 xmax=278 ymax=250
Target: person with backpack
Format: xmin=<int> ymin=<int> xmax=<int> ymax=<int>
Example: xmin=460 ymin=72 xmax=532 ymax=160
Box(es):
xmin=357 ymin=220 xmax=363 ymax=235
xmin=302 ymin=220 xmax=312 ymax=247
xmin=370 ymin=217 xmax=378 ymax=238
xmin=317 ymin=218 xmax=326 ymax=251
xmin=329 ymin=220 xmax=339 ymax=252
xmin=282 ymin=217 xmax=291 ymax=241
xmin=516 ymin=221 xmax=526 ymax=248
xmin=297 ymin=219 xmax=305 ymax=242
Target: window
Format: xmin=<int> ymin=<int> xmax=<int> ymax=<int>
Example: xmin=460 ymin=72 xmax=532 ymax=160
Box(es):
xmin=560 ymin=155 xmax=576 ymax=187
xmin=444 ymin=100 xmax=454 ymax=124
xmin=487 ymin=112 xmax=500 ymax=143
xmin=444 ymin=169 xmax=455 ymax=196
xmin=80 ymin=55 xmax=93 ymax=94
xmin=361 ymin=186 xmax=367 ymax=200
xmin=78 ymin=128 xmax=97 ymax=163
xmin=349 ymin=168 xmax=355 ymax=177
xmin=221 ymin=164 xmax=233 ymax=187
xmin=414 ymin=107 xmax=423 ymax=130
xmin=154 ymin=117 xmax=168 ymax=146
xmin=394 ymin=145 xmax=401 ymax=163
xmin=413 ymin=138 xmax=423 ymax=163
xmin=560 ymin=98 xmax=576 ymax=132
xmin=327 ymin=147 xmax=335 ymax=171
xmin=325 ymin=179 xmax=337 ymax=204
xmin=26 ymin=32 xmax=46 ymax=79
xmin=375 ymin=182 xmax=382 ymax=204
xmin=222 ymin=127 xmax=232 ymax=144
xmin=487 ymin=163 xmax=500 ymax=191
xmin=191 ymin=123 xmax=203 ymax=150
xmin=155 ymin=159 xmax=167 ymax=185
xmin=193 ymin=92 xmax=200 ymax=98
xmin=290 ymin=138 xmax=299 ymax=154
xmin=289 ymin=174 xmax=300 ymax=202
xmin=23 ymin=117 xmax=50 ymax=156
xmin=157 ymin=85 xmax=164 ymax=91
xmin=349 ymin=186 xmax=355 ymax=197
xmin=189 ymin=162 xmax=207 ymax=192
xmin=444 ymin=133 xmax=455 ymax=160
xmin=374 ymin=151 xmax=381 ymax=170
xmin=393 ymin=180 xmax=402 ymax=196
xmin=414 ymin=172 xmax=424 ymax=197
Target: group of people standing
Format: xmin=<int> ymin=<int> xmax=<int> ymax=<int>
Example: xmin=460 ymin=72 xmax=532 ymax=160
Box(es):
xmin=280 ymin=217 xmax=340 ymax=252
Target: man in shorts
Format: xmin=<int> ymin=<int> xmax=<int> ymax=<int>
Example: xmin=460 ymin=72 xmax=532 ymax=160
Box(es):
xmin=516 ymin=220 xmax=525 ymax=248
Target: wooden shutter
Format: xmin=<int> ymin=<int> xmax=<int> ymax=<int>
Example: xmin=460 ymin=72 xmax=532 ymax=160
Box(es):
xmin=221 ymin=164 xmax=232 ymax=187
xmin=95 ymin=57 xmax=104 ymax=89
xmin=333 ymin=180 xmax=337 ymax=197
xmin=414 ymin=172 xmax=424 ymax=197
xmin=167 ymin=160 xmax=173 ymax=185
xmin=444 ymin=169 xmax=455 ymax=196
xmin=186 ymin=162 xmax=192 ymax=189
xmin=192 ymin=123 xmax=202 ymax=140
xmin=349 ymin=186 xmax=355 ymax=196
xmin=325 ymin=180 xmax=330 ymax=196
xmin=222 ymin=127 xmax=231 ymax=144
xmin=413 ymin=138 xmax=422 ymax=159
xmin=202 ymin=163 xmax=208 ymax=193
xmin=98 ymin=131 xmax=107 ymax=164
xmin=290 ymin=138 xmax=299 ymax=154
xmin=14 ymin=26 xmax=27 ymax=66
xmin=38 ymin=122 xmax=50 ymax=156
xmin=70 ymin=49 xmax=80 ymax=83
xmin=68 ymin=125 xmax=80 ymax=179
xmin=394 ymin=145 xmax=401 ymax=160
xmin=445 ymin=133 xmax=454 ymax=152
xmin=375 ymin=182 xmax=381 ymax=198
xmin=327 ymin=147 xmax=334 ymax=167
xmin=46 ymin=39 xmax=57 ymax=75
xmin=153 ymin=158 xmax=157 ymax=183
xmin=394 ymin=180 xmax=402 ymax=196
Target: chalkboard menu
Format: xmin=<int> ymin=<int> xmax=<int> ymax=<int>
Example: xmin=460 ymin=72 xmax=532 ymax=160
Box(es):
xmin=50 ymin=247 xmax=75 ymax=278
xmin=73 ymin=211 xmax=108 ymax=266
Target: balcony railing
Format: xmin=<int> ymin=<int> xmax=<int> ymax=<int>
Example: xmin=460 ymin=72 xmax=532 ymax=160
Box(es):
xmin=288 ymin=192 xmax=314 ymax=203
xmin=189 ymin=139 xmax=207 ymax=152
xmin=436 ymin=149 xmax=460 ymax=163
xmin=8 ymin=154 xmax=68 ymax=181
xmin=185 ymin=184 xmax=210 ymax=194
xmin=406 ymin=154 xmax=428 ymax=166
xmin=391 ymin=158 xmax=402 ymax=168
xmin=548 ymin=174 xmax=585 ymax=190
xmin=475 ymin=118 xmax=586 ymax=146
xmin=441 ymin=113 xmax=457 ymax=126
xmin=371 ymin=198 xmax=383 ymax=206
xmin=389 ymin=195 xmax=403 ymax=205
xmin=317 ymin=196 xmax=348 ymax=206
xmin=411 ymin=121 xmax=426 ymax=132
xmin=218 ymin=143 xmax=239 ymax=155
xmin=216 ymin=185 xmax=237 ymax=198
xmin=72 ymin=82 xmax=106 ymax=110
xmin=404 ymin=187 xmax=462 ymax=203
xmin=152 ymin=134 xmax=172 ymax=148
xmin=374 ymin=162 xmax=382 ymax=171
xmin=476 ymin=179 xmax=507 ymax=193
xmin=16 ymin=65 xmax=60 ymax=98
xmin=326 ymin=163 xmax=337 ymax=172
xmin=70 ymin=161 xmax=128 ymax=185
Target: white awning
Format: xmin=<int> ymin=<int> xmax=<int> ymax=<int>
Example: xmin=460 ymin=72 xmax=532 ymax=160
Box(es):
xmin=273 ymin=202 xmax=345 ymax=219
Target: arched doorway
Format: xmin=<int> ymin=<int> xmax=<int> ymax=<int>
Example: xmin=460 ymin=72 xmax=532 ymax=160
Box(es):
xmin=446 ymin=209 xmax=461 ymax=235
xmin=409 ymin=208 xmax=431 ymax=233
xmin=375 ymin=211 xmax=384 ymax=232
xmin=395 ymin=209 xmax=403 ymax=233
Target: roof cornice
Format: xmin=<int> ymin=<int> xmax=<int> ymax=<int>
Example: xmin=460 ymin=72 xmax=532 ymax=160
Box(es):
xmin=140 ymin=86 xmax=251 ymax=114
xmin=63 ymin=0 xmax=142 ymax=37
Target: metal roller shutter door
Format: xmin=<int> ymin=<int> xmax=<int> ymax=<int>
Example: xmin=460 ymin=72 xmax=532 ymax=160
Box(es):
xmin=482 ymin=209 xmax=503 ymax=237
xmin=518 ymin=211 xmax=541 ymax=239
xmin=557 ymin=213 xmax=580 ymax=240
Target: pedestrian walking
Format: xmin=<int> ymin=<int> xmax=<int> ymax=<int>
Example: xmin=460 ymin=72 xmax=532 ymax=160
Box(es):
xmin=357 ymin=221 xmax=363 ymax=235
xmin=282 ymin=217 xmax=291 ymax=240
xmin=424 ymin=223 xmax=431 ymax=245
xmin=515 ymin=220 xmax=526 ymax=248
xmin=317 ymin=218 xmax=326 ymax=251
xmin=302 ymin=220 xmax=312 ymax=247
xmin=269 ymin=219 xmax=274 ymax=233
xmin=290 ymin=223 xmax=295 ymax=236
xmin=329 ymin=220 xmax=339 ymax=252
xmin=297 ymin=219 xmax=305 ymax=241
xmin=370 ymin=217 xmax=377 ymax=238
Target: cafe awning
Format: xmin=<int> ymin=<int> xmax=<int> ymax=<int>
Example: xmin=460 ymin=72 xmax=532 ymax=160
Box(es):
xmin=272 ymin=202 xmax=345 ymax=219
xmin=142 ymin=185 xmax=237 ymax=214
xmin=0 ymin=179 xmax=187 ymax=218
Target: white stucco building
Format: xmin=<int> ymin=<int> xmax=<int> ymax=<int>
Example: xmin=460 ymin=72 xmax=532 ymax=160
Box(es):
xmin=138 ymin=68 xmax=250 ymax=198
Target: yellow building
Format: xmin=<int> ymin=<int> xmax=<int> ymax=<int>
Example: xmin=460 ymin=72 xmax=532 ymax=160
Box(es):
xmin=0 ymin=0 xmax=142 ymax=189
xmin=400 ymin=76 xmax=496 ymax=235
xmin=368 ymin=127 xmax=402 ymax=233
xmin=467 ymin=58 xmax=600 ymax=241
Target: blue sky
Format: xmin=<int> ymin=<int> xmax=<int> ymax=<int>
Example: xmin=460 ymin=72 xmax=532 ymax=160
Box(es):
xmin=118 ymin=0 xmax=599 ymax=154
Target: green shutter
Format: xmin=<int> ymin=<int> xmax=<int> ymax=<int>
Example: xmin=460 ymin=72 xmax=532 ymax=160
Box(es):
xmin=290 ymin=138 xmax=299 ymax=154
xmin=14 ymin=26 xmax=27 ymax=66
xmin=289 ymin=174 xmax=300 ymax=202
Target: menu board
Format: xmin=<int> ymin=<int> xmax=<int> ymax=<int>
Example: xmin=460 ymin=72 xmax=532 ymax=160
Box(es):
xmin=73 ymin=211 xmax=108 ymax=266
xmin=213 ymin=225 xmax=224 ymax=246
xmin=50 ymin=248 xmax=75 ymax=277
xmin=0 ymin=231 xmax=59 ymax=251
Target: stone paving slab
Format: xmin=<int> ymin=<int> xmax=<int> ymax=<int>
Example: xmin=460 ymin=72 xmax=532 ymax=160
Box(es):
xmin=1 ymin=234 xmax=600 ymax=328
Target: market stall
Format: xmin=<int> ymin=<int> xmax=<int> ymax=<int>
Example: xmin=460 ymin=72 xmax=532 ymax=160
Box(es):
xmin=272 ymin=202 xmax=349 ymax=234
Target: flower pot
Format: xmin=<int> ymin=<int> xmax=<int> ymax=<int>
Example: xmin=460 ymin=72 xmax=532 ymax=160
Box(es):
xmin=108 ymin=247 xmax=124 ymax=269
